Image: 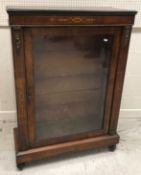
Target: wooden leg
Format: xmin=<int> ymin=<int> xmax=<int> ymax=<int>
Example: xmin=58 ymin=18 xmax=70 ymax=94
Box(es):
xmin=109 ymin=144 xmax=116 ymax=152
xmin=17 ymin=163 xmax=25 ymax=170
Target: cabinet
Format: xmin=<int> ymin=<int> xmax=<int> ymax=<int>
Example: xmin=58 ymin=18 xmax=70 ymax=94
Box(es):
xmin=8 ymin=8 xmax=137 ymax=169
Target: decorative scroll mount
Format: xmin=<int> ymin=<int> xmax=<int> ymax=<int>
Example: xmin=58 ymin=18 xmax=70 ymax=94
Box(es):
xmin=123 ymin=26 xmax=131 ymax=47
xmin=13 ymin=26 xmax=22 ymax=54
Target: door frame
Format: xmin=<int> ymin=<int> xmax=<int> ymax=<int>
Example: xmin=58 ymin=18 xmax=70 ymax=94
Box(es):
xmin=23 ymin=26 xmax=121 ymax=148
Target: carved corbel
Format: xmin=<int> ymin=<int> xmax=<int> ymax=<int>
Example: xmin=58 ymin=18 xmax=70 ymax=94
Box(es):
xmin=12 ymin=26 xmax=22 ymax=54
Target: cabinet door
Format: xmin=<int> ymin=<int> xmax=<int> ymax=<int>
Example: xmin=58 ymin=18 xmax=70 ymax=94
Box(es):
xmin=24 ymin=27 xmax=121 ymax=147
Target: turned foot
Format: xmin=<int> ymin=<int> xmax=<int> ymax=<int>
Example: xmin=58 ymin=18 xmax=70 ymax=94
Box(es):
xmin=17 ymin=163 xmax=25 ymax=170
xmin=109 ymin=145 xmax=116 ymax=152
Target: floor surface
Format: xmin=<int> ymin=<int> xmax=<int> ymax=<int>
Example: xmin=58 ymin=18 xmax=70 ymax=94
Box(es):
xmin=0 ymin=117 xmax=141 ymax=175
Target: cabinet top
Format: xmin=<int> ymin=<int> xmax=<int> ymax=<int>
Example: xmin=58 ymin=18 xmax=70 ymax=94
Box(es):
xmin=7 ymin=7 xmax=137 ymax=16
xmin=7 ymin=7 xmax=137 ymax=26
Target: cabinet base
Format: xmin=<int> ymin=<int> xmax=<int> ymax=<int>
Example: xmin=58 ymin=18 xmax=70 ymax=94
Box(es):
xmin=14 ymin=128 xmax=119 ymax=169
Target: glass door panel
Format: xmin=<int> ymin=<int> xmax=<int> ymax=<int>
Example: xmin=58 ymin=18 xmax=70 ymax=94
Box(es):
xmin=29 ymin=27 xmax=114 ymax=145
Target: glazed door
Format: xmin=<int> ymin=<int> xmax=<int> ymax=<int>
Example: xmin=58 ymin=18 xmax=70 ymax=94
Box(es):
xmin=24 ymin=27 xmax=120 ymax=147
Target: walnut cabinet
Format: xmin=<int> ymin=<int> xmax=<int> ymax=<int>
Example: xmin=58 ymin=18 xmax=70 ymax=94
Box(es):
xmin=7 ymin=8 xmax=136 ymax=169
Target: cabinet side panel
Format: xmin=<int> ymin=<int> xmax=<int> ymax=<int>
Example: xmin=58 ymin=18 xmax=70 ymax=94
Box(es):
xmin=109 ymin=26 xmax=132 ymax=134
xmin=11 ymin=27 xmax=29 ymax=150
